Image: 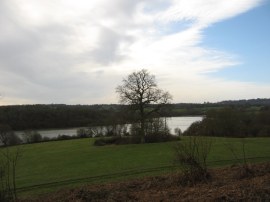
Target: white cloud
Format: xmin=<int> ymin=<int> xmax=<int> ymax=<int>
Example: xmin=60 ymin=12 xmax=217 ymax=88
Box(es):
xmin=159 ymin=0 xmax=262 ymax=25
xmin=0 ymin=0 xmax=268 ymax=105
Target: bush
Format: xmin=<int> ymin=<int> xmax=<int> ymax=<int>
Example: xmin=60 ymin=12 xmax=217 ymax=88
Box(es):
xmin=57 ymin=135 xmax=74 ymax=140
xmin=42 ymin=136 xmax=51 ymax=142
xmin=77 ymin=128 xmax=93 ymax=138
xmin=93 ymin=133 xmax=179 ymax=146
xmin=94 ymin=136 xmax=141 ymax=146
xmin=22 ymin=130 xmax=42 ymax=143
xmin=7 ymin=133 xmax=22 ymax=146
xmin=145 ymin=133 xmax=179 ymax=143
xmin=174 ymin=127 xmax=182 ymax=137
xmin=174 ymin=136 xmax=212 ymax=184
xmin=0 ymin=124 xmax=21 ymax=146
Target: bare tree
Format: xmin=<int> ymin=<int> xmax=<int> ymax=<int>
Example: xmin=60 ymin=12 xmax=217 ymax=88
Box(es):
xmin=0 ymin=147 xmax=22 ymax=201
xmin=223 ymin=138 xmax=254 ymax=178
xmin=116 ymin=69 xmax=172 ymax=143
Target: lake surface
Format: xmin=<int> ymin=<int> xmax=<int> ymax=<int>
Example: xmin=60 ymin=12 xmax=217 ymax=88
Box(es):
xmin=16 ymin=116 xmax=203 ymax=138
xmin=166 ymin=116 xmax=203 ymax=134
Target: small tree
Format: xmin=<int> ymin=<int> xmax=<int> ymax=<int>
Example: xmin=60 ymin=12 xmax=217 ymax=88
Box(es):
xmin=0 ymin=125 xmax=21 ymax=147
xmin=22 ymin=130 xmax=42 ymax=143
xmin=6 ymin=134 xmax=22 ymax=146
xmin=116 ymin=69 xmax=172 ymax=143
xmin=174 ymin=127 xmax=182 ymax=137
xmin=91 ymin=126 xmax=104 ymax=137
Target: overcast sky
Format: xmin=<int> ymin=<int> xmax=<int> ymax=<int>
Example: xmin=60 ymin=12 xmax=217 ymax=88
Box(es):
xmin=0 ymin=0 xmax=269 ymax=105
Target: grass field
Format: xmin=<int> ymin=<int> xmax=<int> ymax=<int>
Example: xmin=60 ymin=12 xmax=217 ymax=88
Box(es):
xmin=2 ymin=137 xmax=270 ymax=197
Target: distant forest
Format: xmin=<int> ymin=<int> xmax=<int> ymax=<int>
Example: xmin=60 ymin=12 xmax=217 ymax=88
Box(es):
xmin=0 ymin=98 xmax=270 ymax=130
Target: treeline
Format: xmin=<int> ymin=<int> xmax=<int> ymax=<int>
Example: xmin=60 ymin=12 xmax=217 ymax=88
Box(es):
xmin=170 ymin=98 xmax=270 ymax=116
xmin=218 ymin=98 xmax=270 ymax=106
xmin=0 ymin=98 xmax=270 ymax=131
xmin=184 ymin=106 xmax=270 ymax=137
xmin=0 ymin=104 xmax=130 ymax=130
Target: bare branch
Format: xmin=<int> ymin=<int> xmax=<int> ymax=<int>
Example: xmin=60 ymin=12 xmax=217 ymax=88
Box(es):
xmin=115 ymin=69 xmax=172 ymax=143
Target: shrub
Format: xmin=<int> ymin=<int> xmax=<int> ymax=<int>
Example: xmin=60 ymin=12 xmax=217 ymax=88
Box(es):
xmin=77 ymin=128 xmax=93 ymax=138
xmin=174 ymin=127 xmax=182 ymax=137
xmin=57 ymin=135 xmax=74 ymax=140
xmin=94 ymin=136 xmax=141 ymax=146
xmin=93 ymin=133 xmax=180 ymax=146
xmin=0 ymin=125 xmax=21 ymax=146
xmin=22 ymin=130 xmax=42 ymax=143
xmin=7 ymin=133 xmax=22 ymax=146
xmin=174 ymin=136 xmax=212 ymax=184
xmin=42 ymin=136 xmax=51 ymax=142
xmin=93 ymin=138 xmax=107 ymax=146
xmin=145 ymin=133 xmax=179 ymax=143
xmin=0 ymin=147 xmax=21 ymax=201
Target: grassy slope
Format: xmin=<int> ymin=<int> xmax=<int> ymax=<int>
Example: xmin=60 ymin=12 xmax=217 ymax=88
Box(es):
xmin=3 ymin=137 xmax=270 ymax=196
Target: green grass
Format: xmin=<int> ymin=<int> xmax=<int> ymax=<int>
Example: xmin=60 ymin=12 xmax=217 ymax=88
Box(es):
xmin=2 ymin=137 xmax=270 ymax=197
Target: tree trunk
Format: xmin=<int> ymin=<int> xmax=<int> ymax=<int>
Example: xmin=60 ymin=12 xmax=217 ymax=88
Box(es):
xmin=140 ymin=119 xmax=145 ymax=143
xmin=140 ymin=103 xmax=146 ymax=144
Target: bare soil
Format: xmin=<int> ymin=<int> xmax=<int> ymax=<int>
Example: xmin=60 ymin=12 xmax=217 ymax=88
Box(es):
xmin=21 ymin=163 xmax=270 ymax=201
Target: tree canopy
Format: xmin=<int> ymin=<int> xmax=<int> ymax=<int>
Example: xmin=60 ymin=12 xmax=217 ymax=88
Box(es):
xmin=116 ymin=69 xmax=172 ymax=142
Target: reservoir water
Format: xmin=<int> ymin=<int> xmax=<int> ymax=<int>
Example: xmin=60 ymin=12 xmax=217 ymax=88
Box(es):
xmin=15 ymin=116 xmax=203 ymax=138
xmin=166 ymin=116 xmax=203 ymax=133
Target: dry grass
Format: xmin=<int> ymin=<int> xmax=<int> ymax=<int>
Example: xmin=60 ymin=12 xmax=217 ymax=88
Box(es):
xmin=20 ymin=162 xmax=270 ymax=201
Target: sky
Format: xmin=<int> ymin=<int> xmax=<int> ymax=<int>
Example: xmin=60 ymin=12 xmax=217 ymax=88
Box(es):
xmin=0 ymin=0 xmax=269 ymax=105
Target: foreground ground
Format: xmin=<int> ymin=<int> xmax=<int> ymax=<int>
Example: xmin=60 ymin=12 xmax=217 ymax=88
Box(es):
xmin=2 ymin=137 xmax=269 ymax=197
xmin=21 ymin=162 xmax=270 ymax=201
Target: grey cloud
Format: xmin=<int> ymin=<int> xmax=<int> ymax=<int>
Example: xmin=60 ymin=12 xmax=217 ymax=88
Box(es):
xmin=0 ymin=2 xmax=103 ymax=103
xmin=0 ymin=0 xmax=154 ymax=104
xmin=0 ymin=64 xmax=116 ymax=104
xmin=88 ymin=26 xmax=133 ymax=65
xmin=94 ymin=0 xmax=148 ymax=29
xmin=105 ymin=0 xmax=142 ymax=19
xmin=0 ymin=5 xmax=77 ymax=85
xmin=0 ymin=0 xmax=169 ymax=104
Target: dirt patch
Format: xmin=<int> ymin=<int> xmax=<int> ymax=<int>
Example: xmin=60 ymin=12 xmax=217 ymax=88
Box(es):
xmin=20 ymin=163 xmax=270 ymax=201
